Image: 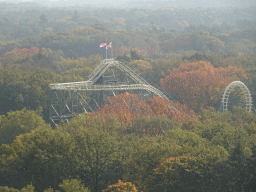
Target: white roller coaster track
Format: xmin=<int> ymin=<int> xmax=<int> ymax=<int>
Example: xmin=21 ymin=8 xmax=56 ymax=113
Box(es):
xmin=49 ymin=59 xmax=186 ymax=126
xmin=50 ymin=84 xmax=168 ymax=100
xmin=49 ymin=59 xmax=166 ymax=99
xmin=221 ymin=81 xmax=253 ymax=112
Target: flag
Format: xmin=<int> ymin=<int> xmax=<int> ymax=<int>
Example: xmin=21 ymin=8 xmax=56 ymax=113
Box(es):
xmin=100 ymin=42 xmax=106 ymax=48
xmin=106 ymin=42 xmax=112 ymax=49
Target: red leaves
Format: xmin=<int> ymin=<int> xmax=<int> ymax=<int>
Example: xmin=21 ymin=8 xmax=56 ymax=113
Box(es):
xmin=103 ymin=180 xmax=138 ymax=192
xmin=160 ymin=61 xmax=247 ymax=112
xmin=147 ymin=97 xmax=194 ymax=122
xmin=96 ymin=93 xmax=151 ymax=125
xmin=177 ymin=20 xmax=189 ymax=26
xmin=96 ymin=93 xmax=194 ymax=125
xmin=112 ymin=46 xmax=130 ymax=57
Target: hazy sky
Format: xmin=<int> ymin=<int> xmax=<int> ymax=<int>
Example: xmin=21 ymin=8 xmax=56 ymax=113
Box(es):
xmin=2 ymin=0 xmax=256 ymax=8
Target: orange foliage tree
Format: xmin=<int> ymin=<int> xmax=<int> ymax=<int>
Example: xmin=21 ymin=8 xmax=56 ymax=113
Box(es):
xmin=112 ymin=46 xmax=131 ymax=57
xmin=102 ymin=180 xmax=138 ymax=192
xmin=0 ymin=47 xmax=63 ymax=71
xmin=177 ymin=20 xmax=189 ymax=26
xmin=1 ymin=47 xmax=41 ymax=65
xmin=96 ymin=93 xmax=194 ymax=125
xmin=147 ymin=97 xmax=195 ymax=122
xmin=96 ymin=93 xmax=151 ymax=125
xmin=160 ymin=61 xmax=247 ymax=112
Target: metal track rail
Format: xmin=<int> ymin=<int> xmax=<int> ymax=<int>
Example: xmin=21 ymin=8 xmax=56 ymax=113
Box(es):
xmin=49 ymin=59 xmax=149 ymax=89
xmin=51 ymin=84 xmax=169 ymax=100
xmin=48 ymin=59 xmax=186 ymax=126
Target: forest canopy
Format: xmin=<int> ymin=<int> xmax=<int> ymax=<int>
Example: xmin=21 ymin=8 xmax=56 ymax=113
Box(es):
xmin=0 ymin=2 xmax=256 ymax=192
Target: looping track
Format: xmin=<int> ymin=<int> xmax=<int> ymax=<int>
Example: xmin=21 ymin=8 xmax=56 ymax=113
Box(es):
xmin=220 ymin=81 xmax=253 ymax=112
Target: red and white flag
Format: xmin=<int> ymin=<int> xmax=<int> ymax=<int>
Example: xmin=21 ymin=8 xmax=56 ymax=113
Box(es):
xmin=99 ymin=42 xmax=106 ymax=48
xmin=106 ymin=42 xmax=112 ymax=49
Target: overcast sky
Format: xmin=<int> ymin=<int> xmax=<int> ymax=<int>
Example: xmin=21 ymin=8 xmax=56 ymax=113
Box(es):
xmin=2 ymin=0 xmax=256 ymax=8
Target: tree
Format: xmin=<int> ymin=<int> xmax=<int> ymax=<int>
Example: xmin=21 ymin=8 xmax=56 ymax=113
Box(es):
xmin=151 ymin=58 xmax=182 ymax=86
xmin=147 ymin=97 xmax=195 ymax=123
xmin=102 ymin=180 xmax=138 ymax=192
xmin=0 ymin=128 xmax=78 ymax=192
xmin=75 ymin=129 xmax=124 ymax=192
xmin=130 ymin=49 xmax=142 ymax=60
xmin=122 ymin=136 xmax=179 ymax=191
xmin=160 ymin=61 xmax=247 ymax=112
xmin=0 ymin=186 xmax=19 ymax=192
xmin=0 ymin=107 xmax=47 ymax=145
xmin=129 ymin=115 xmax=177 ymax=137
xmin=0 ymin=66 xmax=26 ymax=114
xmin=97 ymin=93 xmax=194 ymax=125
xmin=128 ymin=60 xmax=152 ymax=78
xmin=147 ymin=155 xmax=211 ymax=192
xmin=58 ymin=179 xmax=90 ymax=192
xmin=244 ymin=145 xmax=256 ymax=192
xmin=96 ymin=93 xmax=151 ymax=125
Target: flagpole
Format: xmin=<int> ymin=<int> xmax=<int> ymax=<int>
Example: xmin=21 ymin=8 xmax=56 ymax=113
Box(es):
xmin=106 ymin=40 xmax=107 ymax=59
xmin=111 ymin=39 xmax=113 ymax=59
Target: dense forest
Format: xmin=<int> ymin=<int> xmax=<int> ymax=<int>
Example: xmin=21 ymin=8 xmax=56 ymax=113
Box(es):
xmin=0 ymin=2 xmax=256 ymax=192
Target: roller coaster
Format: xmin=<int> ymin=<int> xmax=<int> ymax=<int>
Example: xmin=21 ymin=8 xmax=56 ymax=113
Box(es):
xmin=219 ymin=81 xmax=254 ymax=113
xmin=49 ymin=59 xmax=255 ymax=127
xmin=49 ymin=59 xmax=170 ymax=126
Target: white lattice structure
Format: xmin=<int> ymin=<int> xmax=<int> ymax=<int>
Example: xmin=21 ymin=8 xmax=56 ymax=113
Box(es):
xmin=49 ymin=59 xmax=174 ymax=126
xmin=221 ymin=81 xmax=253 ymax=112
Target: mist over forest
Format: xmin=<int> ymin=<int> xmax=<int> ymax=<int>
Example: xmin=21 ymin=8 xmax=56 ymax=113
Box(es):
xmin=3 ymin=0 xmax=256 ymax=8
xmin=0 ymin=1 xmax=256 ymax=192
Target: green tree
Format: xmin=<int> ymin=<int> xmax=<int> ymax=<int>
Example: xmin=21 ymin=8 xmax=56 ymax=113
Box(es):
xmin=0 ymin=186 xmax=19 ymax=192
xmin=227 ymin=142 xmax=250 ymax=191
xmin=58 ymin=179 xmax=90 ymax=192
xmin=244 ymin=145 xmax=256 ymax=191
xmin=129 ymin=115 xmax=178 ymax=137
xmin=130 ymin=50 xmax=142 ymax=60
xmin=20 ymin=184 xmax=35 ymax=192
xmin=75 ymin=128 xmax=124 ymax=192
xmin=0 ymin=107 xmax=47 ymax=145
xmin=0 ymin=128 xmax=78 ymax=192
xmin=147 ymin=155 xmax=213 ymax=192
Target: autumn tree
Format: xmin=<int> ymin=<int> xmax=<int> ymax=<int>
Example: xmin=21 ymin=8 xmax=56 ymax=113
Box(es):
xmin=102 ymin=180 xmax=138 ymax=192
xmin=96 ymin=93 xmax=152 ymax=125
xmin=146 ymin=155 xmax=216 ymax=192
xmin=160 ymin=61 xmax=247 ymax=112
xmin=0 ymin=47 xmax=61 ymax=71
xmin=96 ymin=92 xmax=195 ymax=125
xmin=147 ymin=97 xmax=195 ymax=122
